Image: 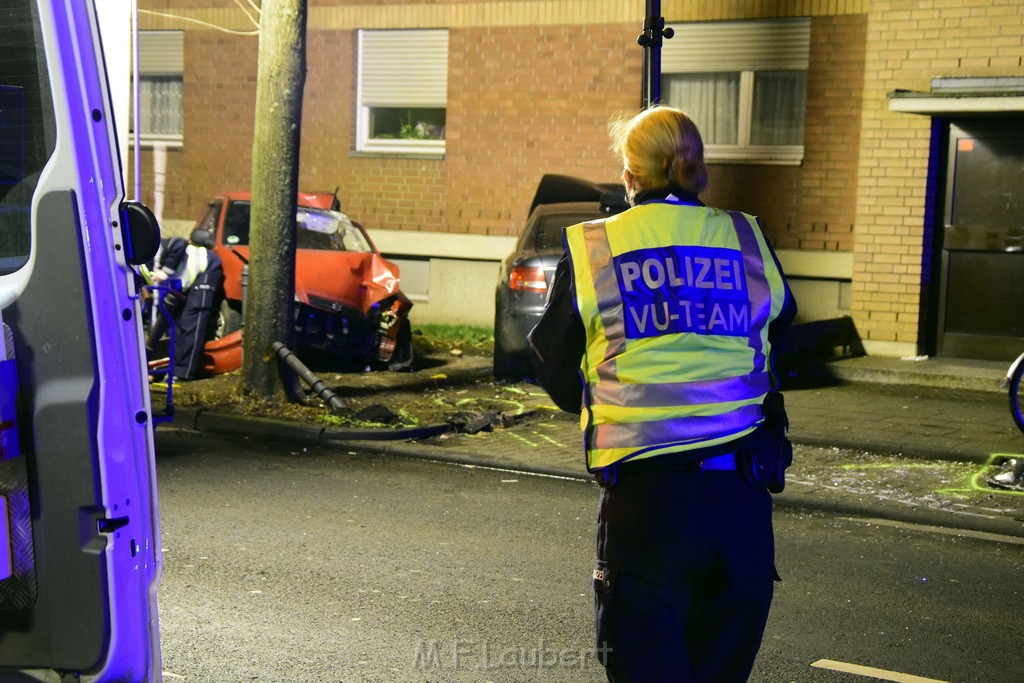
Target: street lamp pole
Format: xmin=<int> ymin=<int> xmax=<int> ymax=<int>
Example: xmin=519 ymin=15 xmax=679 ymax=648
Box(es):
xmin=638 ymin=0 xmax=674 ymax=109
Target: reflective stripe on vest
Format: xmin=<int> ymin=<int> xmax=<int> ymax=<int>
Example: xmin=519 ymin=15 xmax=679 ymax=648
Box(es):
xmin=180 ymin=245 xmax=209 ymax=291
xmin=590 ymin=372 xmax=770 ymax=408
xmin=565 ymin=203 xmax=787 ymax=471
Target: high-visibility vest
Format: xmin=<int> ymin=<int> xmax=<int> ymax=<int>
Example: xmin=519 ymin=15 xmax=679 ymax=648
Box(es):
xmin=138 ymin=242 xmax=209 ymax=291
xmin=564 ymin=199 xmax=790 ymax=471
xmin=179 ymin=244 xmax=209 ymax=291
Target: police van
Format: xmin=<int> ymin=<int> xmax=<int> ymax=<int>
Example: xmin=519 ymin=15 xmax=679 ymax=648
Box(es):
xmin=0 ymin=0 xmax=162 ymax=680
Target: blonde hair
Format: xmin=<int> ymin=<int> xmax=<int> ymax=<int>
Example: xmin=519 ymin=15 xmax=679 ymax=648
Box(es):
xmin=610 ymin=106 xmax=708 ymax=200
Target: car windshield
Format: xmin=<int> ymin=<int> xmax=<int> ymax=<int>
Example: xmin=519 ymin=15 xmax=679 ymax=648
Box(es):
xmin=222 ymin=201 xmax=373 ymax=252
xmin=295 ymin=208 xmax=373 ymax=252
xmin=531 ymin=212 xmax=604 ymax=250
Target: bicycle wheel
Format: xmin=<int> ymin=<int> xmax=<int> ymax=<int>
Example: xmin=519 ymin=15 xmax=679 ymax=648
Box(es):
xmin=1010 ymin=357 xmax=1024 ymax=435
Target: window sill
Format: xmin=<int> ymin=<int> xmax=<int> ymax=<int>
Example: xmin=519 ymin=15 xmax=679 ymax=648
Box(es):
xmin=350 ymin=150 xmax=445 ymax=161
xmin=707 ymin=157 xmax=803 ymax=166
xmin=706 ymin=144 xmax=804 ymax=165
xmin=127 ymin=134 xmax=183 ymax=151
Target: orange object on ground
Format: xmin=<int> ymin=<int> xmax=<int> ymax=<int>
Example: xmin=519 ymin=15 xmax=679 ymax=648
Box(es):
xmin=201 ymin=330 xmax=243 ymax=375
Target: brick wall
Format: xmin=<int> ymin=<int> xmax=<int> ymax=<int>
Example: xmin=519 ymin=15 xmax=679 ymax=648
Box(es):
xmin=128 ymin=30 xmax=259 ymax=223
xmin=301 ymin=29 xmax=447 ymax=232
xmin=138 ymin=1 xmax=869 ymax=243
xmin=132 ymin=0 xmax=879 ymax=328
xmin=141 ymin=32 xmax=261 ymax=222
xmin=853 ymin=0 xmax=1024 ymax=351
xmin=797 ymin=13 xmax=866 ymax=252
xmin=444 ymin=23 xmax=638 ymax=237
xmin=127 ymin=1 xmax=1024 ymax=352
xmin=699 ymin=14 xmax=865 ymax=253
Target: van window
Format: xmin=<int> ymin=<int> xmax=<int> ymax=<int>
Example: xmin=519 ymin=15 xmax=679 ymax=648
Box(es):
xmin=0 ymin=0 xmax=57 ymax=276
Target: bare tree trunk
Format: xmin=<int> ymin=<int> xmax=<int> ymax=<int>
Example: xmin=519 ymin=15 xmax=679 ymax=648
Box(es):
xmin=241 ymin=0 xmax=307 ymax=399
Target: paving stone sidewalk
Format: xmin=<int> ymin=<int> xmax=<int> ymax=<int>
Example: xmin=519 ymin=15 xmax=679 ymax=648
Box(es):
xmin=173 ymin=355 xmax=1024 ymax=540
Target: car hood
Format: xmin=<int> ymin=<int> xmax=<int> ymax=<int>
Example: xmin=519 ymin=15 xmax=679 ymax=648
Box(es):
xmin=295 ymin=249 xmax=402 ymax=314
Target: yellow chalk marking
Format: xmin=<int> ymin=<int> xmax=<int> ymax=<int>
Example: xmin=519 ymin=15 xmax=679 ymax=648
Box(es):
xmin=507 ymin=432 xmax=538 ymax=448
xmin=531 ymin=432 xmax=567 ymax=448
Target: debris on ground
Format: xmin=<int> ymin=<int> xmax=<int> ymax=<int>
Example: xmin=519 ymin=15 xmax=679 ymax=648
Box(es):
xmin=155 ymin=347 xmax=560 ymax=434
xmin=350 ymin=404 xmax=403 ymax=426
xmin=447 ymin=410 xmax=500 ymax=434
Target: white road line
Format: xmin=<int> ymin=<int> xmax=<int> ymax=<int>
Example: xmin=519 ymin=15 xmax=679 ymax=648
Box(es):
xmin=811 ymin=659 xmax=949 ymax=683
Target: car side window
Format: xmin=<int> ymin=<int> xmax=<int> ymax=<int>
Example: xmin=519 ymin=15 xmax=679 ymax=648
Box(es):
xmin=296 ymin=229 xmax=333 ymax=250
xmin=194 ymin=199 xmax=221 ymax=238
xmin=222 ymin=200 xmax=250 ymax=246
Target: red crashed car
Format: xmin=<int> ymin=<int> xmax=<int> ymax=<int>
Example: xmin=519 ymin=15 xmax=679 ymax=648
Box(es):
xmin=193 ymin=191 xmax=413 ymax=371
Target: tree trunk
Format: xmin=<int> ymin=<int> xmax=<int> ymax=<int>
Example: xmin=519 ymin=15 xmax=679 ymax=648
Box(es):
xmin=241 ymin=0 xmax=307 ymax=400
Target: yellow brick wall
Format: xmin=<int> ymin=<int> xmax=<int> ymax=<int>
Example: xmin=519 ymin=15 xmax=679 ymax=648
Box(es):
xmin=129 ymin=1 xmax=1024 ymax=348
xmin=443 ymin=23 xmax=639 ymax=236
xmin=174 ymin=32 xmax=260 ymax=220
xmin=706 ymin=14 xmax=866 ymax=251
xmin=138 ymin=0 xmax=870 ymax=242
xmin=853 ymin=0 xmax=1024 ymax=351
xmin=302 ymin=29 xmax=448 ymax=232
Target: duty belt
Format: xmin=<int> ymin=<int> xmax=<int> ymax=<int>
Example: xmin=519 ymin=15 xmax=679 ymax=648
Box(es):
xmin=594 ymin=450 xmax=739 ymax=488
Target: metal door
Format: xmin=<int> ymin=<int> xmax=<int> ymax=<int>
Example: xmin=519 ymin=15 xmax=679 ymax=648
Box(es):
xmin=937 ymin=120 xmax=1024 ymax=360
xmin=0 ymin=0 xmax=162 ymax=680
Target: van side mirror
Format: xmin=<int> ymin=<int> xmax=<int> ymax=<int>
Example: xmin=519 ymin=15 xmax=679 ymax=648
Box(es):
xmin=119 ymin=200 xmax=161 ymax=266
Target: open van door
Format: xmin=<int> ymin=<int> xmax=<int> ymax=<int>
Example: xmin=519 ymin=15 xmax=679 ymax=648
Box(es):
xmin=0 ymin=0 xmax=162 ymax=680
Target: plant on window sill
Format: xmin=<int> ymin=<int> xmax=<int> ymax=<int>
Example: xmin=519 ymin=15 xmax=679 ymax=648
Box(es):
xmin=375 ymin=116 xmax=444 ymax=141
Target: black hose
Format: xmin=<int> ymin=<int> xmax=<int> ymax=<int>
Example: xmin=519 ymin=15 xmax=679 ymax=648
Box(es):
xmin=271 ymin=341 xmax=346 ymax=412
xmin=269 ymin=341 xmax=455 ymax=441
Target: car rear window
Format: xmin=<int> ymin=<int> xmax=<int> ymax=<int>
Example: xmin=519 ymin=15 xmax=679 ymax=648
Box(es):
xmin=532 ymin=212 xmax=604 ymax=250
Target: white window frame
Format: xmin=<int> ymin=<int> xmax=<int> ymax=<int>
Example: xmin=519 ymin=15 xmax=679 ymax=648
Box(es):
xmin=131 ymin=30 xmax=183 ymax=149
xmin=356 ymin=29 xmax=448 ymax=157
xmin=663 ymin=19 xmax=810 ymax=164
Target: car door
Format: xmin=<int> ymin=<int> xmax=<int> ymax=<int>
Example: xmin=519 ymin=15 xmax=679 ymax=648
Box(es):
xmin=0 ymin=0 xmax=162 ymax=680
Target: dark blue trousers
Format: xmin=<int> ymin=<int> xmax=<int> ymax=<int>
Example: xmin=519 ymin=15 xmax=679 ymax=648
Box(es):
xmin=594 ymin=465 xmax=775 ymax=682
xmin=173 ymin=266 xmax=221 ymax=380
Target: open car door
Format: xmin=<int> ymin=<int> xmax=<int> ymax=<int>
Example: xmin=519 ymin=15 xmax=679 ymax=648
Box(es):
xmin=0 ymin=0 xmax=162 ymax=680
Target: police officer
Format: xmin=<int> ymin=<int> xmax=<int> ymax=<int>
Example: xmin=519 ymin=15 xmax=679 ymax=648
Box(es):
xmin=143 ymin=227 xmax=222 ymax=381
xmin=529 ymin=106 xmax=796 ymax=682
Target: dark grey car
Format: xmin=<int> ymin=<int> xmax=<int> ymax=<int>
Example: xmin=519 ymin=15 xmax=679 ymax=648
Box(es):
xmin=493 ymin=176 xmax=627 ymax=381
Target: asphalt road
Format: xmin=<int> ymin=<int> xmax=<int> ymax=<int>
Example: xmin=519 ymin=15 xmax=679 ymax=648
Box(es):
xmin=154 ymin=429 xmax=1024 ymax=683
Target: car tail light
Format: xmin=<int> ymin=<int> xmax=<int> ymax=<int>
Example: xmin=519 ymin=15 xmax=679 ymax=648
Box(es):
xmin=509 ymin=266 xmax=548 ymax=293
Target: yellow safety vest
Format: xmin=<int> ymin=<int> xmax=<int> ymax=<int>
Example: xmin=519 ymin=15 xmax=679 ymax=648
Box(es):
xmin=138 ymin=243 xmax=208 ymax=291
xmin=564 ymin=200 xmax=790 ymax=471
xmin=180 ymin=244 xmax=209 ymax=291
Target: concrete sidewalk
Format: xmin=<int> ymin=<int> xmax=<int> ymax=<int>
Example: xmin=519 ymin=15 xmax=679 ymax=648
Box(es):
xmin=173 ymin=354 xmax=1024 ymax=541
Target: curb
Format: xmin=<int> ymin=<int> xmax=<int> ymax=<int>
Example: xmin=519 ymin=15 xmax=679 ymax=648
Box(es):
xmin=179 ymin=407 xmax=452 ymax=443
xmin=772 ymin=486 xmax=1024 ymax=541
xmin=820 ymin=357 xmax=1007 ymax=394
xmin=789 ymin=434 xmax=998 ymax=466
xmin=164 ymin=408 xmax=1024 ymax=540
